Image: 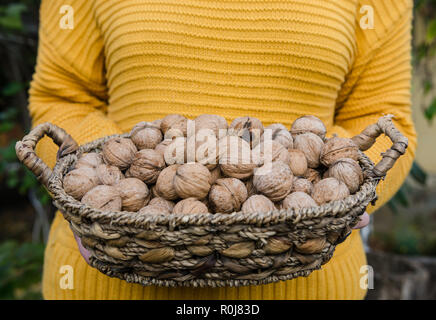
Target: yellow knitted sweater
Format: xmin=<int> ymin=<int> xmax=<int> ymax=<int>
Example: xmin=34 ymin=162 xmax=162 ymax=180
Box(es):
xmin=30 ymin=0 xmax=416 ymax=300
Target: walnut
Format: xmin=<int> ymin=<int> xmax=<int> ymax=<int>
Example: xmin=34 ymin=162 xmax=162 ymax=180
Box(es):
xmin=252 ymin=140 xmax=290 ymax=166
xmin=81 ymin=185 xmax=122 ymax=211
xmin=126 ymin=149 xmax=165 ymax=184
xmin=209 ymin=166 xmax=221 ymax=185
xmin=218 ymin=135 xmax=256 ymax=179
xmin=262 ymin=123 xmax=293 ymax=150
xmin=293 ymin=132 xmax=324 ymax=168
xmin=290 ymin=115 xmax=327 ymax=139
xmin=228 ymin=116 xmax=264 ymax=148
xmin=102 ymin=137 xmax=137 ymax=170
xmin=160 ymin=114 xmax=188 ymax=136
xmin=244 ymin=178 xmax=257 ymax=197
xmin=64 ymin=167 xmax=100 ymax=200
xmin=172 ymin=198 xmax=209 ymax=214
xmin=154 ymin=139 xmax=173 ymax=158
xmin=253 ymin=161 xmax=293 ymax=202
xmin=320 ymin=136 xmax=360 ymax=167
xmin=209 ymin=178 xmax=248 ymax=214
xmin=173 ymin=163 xmax=211 ymax=199
xmin=288 ymin=149 xmax=308 ymax=177
xmin=304 ymin=168 xmax=322 ymax=184
xmin=186 ymin=132 xmax=219 ymax=170
xmin=154 ymin=164 xmax=180 ymax=200
xmin=75 ymin=152 xmax=103 ymax=169
xmin=194 ymin=114 xmax=228 ymax=139
xmin=130 ymin=121 xmax=163 ymax=150
xmin=138 ymin=204 xmax=170 ymax=215
xmin=282 ymin=192 xmax=317 ymax=210
xmin=163 ymin=137 xmax=187 ymax=165
xmin=326 ymin=158 xmax=363 ymax=193
xmin=292 ymin=177 xmax=313 ymax=195
xmin=114 ymin=178 xmax=150 ymax=211
xmin=149 ymin=197 xmax=175 ymax=213
xmin=312 ymin=177 xmax=350 ymax=205
xmin=96 ymin=164 xmax=124 ymax=185
xmin=241 ymin=194 xmax=275 ymax=214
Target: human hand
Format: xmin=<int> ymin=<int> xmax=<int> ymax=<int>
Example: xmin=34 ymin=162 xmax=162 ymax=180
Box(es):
xmin=352 ymin=212 xmax=370 ymax=230
xmin=74 ymin=233 xmax=91 ymax=265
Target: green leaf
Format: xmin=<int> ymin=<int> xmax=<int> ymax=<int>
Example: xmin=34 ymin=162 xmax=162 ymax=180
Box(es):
xmin=0 ymin=4 xmax=26 ymax=31
xmin=410 ymin=161 xmax=427 ymax=185
xmin=1 ymin=82 xmax=26 ymax=96
xmin=427 ymin=19 xmax=436 ymax=44
xmin=425 ymin=98 xmax=436 ymax=121
xmin=424 ymin=80 xmax=433 ymax=95
xmin=0 ymin=122 xmax=14 ymax=133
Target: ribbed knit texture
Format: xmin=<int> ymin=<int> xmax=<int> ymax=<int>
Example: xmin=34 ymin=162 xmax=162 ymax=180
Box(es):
xmin=29 ymin=0 xmax=416 ymax=300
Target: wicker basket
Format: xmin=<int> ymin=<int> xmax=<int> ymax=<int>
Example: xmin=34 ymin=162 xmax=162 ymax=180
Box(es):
xmin=15 ymin=115 xmax=408 ymax=287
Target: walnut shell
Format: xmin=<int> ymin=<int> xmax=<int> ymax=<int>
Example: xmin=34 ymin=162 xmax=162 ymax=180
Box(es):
xmin=172 ymin=198 xmax=209 ymax=214
xmin=209 ymin=166 xmax=222 ymax=185
xmin=209 ymin=178 xmax=248 ymax=214
xmin=81 ymin=185 xmax=122 ymax=211
xmin=186 ymin=132 xmax=218 ymax=170
xmin=163 ymin=137 xmax=187 ymax=165
xmin=304 ymin=168 xmax=322 ymax=184
xmin=173 ymin=163 xmax=211 ymax=199
xmin=160 ymin=114 xmax=188 ymax=136
xmin=241 ymin=194 xmax=275 ymax=214
xmin=292 ymin=177 xmax=313 ymax=195
xmin=63 ymin=167 xmax=100 ymax=200
xmin=138 ymin=204 xmax=170 ymax=215
xmin=75 ymin=152 xmax=103 ymax=169
xmin=253 ymin=161 xmax=293 ymax=202
xmin=155 ymin=164 xmax=180 ymax=200
xmin=96 ymin=164 xmax=124 ymax=185
xmin=293 ymin=132 xmax=324 ymax=168
xmin=154 ymin=139 xmax=173 ymax=158
xmin=262 ymin=123 xmax=293 ymax=150
xmin=126 ymin=149 xmax=165 ymax=184
xmin=252 ymin=140 xmax=290 ymax=166
xmin=288 ymin=149 xmax=308 ymax=177
xmin=326 ymin=158 xmax=363 ymax=193
xmin=218 ymin=135 xmax=256 ymax=179
xmin=194 ymin=114 xmax=228 ymax=139
xmin=312 ymin=177 xmax=350 ymax=205
xmin=228 ymin=116 xmax=264 ymax=148
xmin=102 ymin=137 xmax=137 ymax=170
xmin=130 ymin=122 xmax=163 ymax=150
xmin=148 ymin=197 xmax=175 ymax=213
xmin=282 ymin=192 xmax=317 ymax=210
xmin=290 ymin=115 xmax=327 ymax=139
xmin=244 ymin=178 xmax=257 ymax=197
xmin=114 ymin=178 xmax=150 ymax=211
xmin=320 ymin=136 xmax=359 ymax=167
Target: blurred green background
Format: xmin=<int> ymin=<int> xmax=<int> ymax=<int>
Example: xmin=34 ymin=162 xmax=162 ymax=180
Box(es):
xmin=1 ymin=0 xmax=436 ymax=300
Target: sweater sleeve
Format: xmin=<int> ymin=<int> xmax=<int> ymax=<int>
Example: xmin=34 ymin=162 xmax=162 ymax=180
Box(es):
xmin=29 ymin=0 xmax=122 ymax=169
xmin=330 ymin=0 xmax=417 ymax=214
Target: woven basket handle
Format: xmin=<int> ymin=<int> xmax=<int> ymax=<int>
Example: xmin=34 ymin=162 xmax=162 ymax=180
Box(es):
xmin=15 ymin=122 xmax=79 ymax=188
xmin=351 ymin=115 xmax=409 ymax=178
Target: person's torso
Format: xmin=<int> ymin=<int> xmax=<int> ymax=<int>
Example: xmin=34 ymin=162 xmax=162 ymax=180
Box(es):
xmin=93 ymin=0 xmax=359 ymax=130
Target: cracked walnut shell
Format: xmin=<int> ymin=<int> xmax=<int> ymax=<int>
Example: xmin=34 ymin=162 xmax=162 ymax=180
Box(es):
xmin=228 ymin=116 xmax=264 ymax=148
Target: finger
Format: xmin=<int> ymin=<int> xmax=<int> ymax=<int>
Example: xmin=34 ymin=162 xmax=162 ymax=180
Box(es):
xmin=353 ymin=212 xmax=370 ymax=230
xmin=74 ymin=234 xmax=91 ymax=265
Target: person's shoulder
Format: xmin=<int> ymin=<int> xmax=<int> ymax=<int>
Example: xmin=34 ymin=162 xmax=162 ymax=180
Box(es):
xmin=357 ymin=0 xmax=412 ymax=28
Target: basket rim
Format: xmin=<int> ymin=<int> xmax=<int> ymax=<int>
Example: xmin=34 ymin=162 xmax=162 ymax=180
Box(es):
xmin=48 ymin=133 xmax=379 ymax=229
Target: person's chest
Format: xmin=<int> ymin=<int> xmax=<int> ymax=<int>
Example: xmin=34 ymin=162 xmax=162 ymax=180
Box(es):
xmin=94 ymin=0 xmax=359 ymax=131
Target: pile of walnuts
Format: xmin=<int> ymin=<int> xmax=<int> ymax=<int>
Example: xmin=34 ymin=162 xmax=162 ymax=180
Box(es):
xmin=63 ymin=114 xmax=364 ymax=215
